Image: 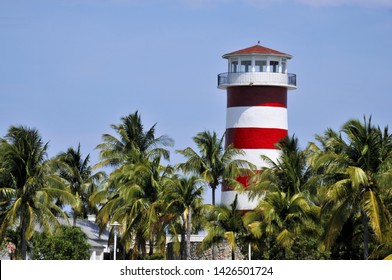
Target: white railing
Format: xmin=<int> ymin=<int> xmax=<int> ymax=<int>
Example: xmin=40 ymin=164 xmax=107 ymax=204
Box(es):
xmin=218 ymin=72 xmax=296 ymax=89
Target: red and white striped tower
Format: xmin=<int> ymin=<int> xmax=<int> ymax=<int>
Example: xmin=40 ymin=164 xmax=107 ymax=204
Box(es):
xmin=218 ymin=44 xmax=297 ymax=210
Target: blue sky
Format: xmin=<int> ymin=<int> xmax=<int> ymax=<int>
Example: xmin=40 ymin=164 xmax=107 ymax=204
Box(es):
xmin=1 ymin=0 xmax=392 ymax=172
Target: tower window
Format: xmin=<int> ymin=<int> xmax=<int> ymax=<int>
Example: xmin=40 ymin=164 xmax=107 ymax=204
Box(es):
xmin=270 ymin=61 xmax=279 ymax=73
xmin=255 ymin=60 xmax=267 ymax=72
xmin=231 ymin=61 xmax=238 ymax=73
xmin=241 ymin=60 xmax=252 ymax=72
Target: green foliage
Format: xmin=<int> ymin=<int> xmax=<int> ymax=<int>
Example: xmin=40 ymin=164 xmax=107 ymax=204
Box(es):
xmin=176 ymin=130 xmax=254 ymax=206
xmin=54 ymin=144 xmax=105 ymax=224
xmin=2 ymin=115 xmax=391 ymax=261
xmin=249 ymin=136 xmax=314 ymax=196
xmin=310 ymin=116 xmax=392 ymax=259
xmin=201 ymin=195 xmax=247 ymax=260
xmin=247 ymin=234 xmax=330 ymax=260
xmin=31 ymin=226 xmax=90 ymax=260
xmin=244 ymin=191 xmax=320 ymax=259
xmin=163 ymin=175 xmax=204 ymax=260
xmin=144 ymin=253 xmax=165 ymax=260
xmin=93 ymin=111 xmax=174 ymax=259
xmin=0 ymin=126 xmax=74 ymax=259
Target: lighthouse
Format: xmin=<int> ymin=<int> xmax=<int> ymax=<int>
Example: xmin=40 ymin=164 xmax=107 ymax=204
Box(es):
xmin=218 ymin=43 xmax=297 ymax=210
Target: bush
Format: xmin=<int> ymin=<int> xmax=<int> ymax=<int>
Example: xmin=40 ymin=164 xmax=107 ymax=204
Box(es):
xmin=31 ymin=226 xmax=90 ymax=260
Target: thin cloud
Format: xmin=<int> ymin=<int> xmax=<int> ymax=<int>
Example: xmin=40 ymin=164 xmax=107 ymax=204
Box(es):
xmin=53 ymin=0 xmax=392 ymax=8
xmin=297 ymin=0 xmax=392 ymax=7
xmin=183 ymin=0 xmax=392 ymax=8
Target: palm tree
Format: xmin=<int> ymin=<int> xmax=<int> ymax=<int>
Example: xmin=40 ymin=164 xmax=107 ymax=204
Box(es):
xmin=93 ymin=112 xmax=174 ymax=259
xmin=243 ymin=191 xmax=319 ymax=259
xmin=95 ymin=157 xmax=172 ymax=259
xmin=164 ymin=175 xmax=204 ymax=259
xmin=201 ymin=195 xmax=246 ymax=260
xmin=95 ymin=111 xmax=173 ymax=169
xmin=55 ymin=144 xmax=104 ymax=225
xmin=248 ymin=135 xmax=316 ymax=198
xmin=176 ymin=130 xmax=252 ymax=206
xmin=243 ymin=135 xmax=321 ymax=259
xmin=0 ymin=126 xmax=74 ymax=259
xmin=177 ymin=131 xmax=253 ymax=260
xmin=309 ymin=117 xmax=392 ymax=259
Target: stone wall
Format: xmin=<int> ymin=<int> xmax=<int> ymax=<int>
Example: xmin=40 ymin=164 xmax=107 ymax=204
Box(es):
xmin=167 ymin=241 xmax=245 ymax=260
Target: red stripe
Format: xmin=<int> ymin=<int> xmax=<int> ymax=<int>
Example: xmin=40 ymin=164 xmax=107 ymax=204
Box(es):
xmin=223 ymin=171 xmax=263 ymax=190
xmin=227 ymin=86 xmax=287 ymax=108
xmin=236 ymin=175 xmax=249 ymax=188
xmin=225 ymin=127 xmax=287 ymax=149
xmin=222 ymin=175 xmax=251 ymax=191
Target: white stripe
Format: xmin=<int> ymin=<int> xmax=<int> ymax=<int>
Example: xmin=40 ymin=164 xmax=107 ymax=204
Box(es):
xmin=233 ymin=148 xmax=282 ymax=169
xmin=226 ymin=106 xmax=288 ymax=129
xmin=221 ymin=190 xmax=264 ymax=210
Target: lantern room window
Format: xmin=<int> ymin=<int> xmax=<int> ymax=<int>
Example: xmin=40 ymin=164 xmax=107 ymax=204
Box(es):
xmin=255 ymin=60 xmax=267 ymax=72
xmin=270 ymin=60 xmax=279 ymax=73
xmin=241 ymin=60 xmax=252 ymax=72
xmin=231 ymin=61 xmax=238 ymax=73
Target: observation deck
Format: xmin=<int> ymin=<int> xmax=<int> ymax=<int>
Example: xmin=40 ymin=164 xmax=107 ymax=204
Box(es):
xmin=218 ymin=72 xmax=297 ymax=90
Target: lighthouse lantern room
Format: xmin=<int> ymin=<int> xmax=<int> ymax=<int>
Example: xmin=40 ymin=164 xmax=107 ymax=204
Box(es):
xmin=218 ymin=43 xmax=297 ymax=211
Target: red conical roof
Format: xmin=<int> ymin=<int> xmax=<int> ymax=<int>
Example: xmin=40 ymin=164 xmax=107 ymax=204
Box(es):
xmin=223 ymin=44 xmax=292 ymax=58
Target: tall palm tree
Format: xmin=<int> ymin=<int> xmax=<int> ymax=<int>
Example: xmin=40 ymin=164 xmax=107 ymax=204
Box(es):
xmin=164 ymin=175 xmax=204 ymax=260
xmin=201 ymin=195 xmax=246 ymax=260
xmin=244 ymin=135 xmax=321 ymax=259
xmin=55 ymin=144 xmax=104 ymax=225
xmin=176 ymin=130 xmax=252 ymax=206
xmin=0 ymin=126 xmax=74 ymax=259
xmin=309 ymin=117 xmax=392 ymax=259
xmin=93 ymin=112 xmax=174 ymax=259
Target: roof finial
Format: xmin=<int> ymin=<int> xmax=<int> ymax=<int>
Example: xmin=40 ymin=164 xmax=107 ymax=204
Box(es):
xmin=257 ymin=40 xmax=260 ymax=44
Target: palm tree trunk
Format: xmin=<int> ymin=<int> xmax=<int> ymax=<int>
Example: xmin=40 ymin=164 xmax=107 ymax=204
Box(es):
xmin=212 ymin=187 xmax=216 ymax=206
xmin=73 ymin=214 xmax=77 ymax=227
xmin=231 ymin=248 xmax=235 ymax=260
xmin=362 ymin=211 xmax=369 ymax=260
xmin=140 ymin=238 xmax=147 ymax=259
xmin=149 ymin=239 xmax=154 ymax=256
xmin=181 ymin=218 xmax=186 ymax=260
xmin=20 ymin=210 xmax=27 ymax=260
xmin=212 ymin=244 xmax=216 ymax=260
xmin=186 ymin=207 xmax=192 ymax=260
xmin=132 ymin=241 xmax=138 ymax=260
xmin=211 ymin=185 xmax=216 ymax=260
